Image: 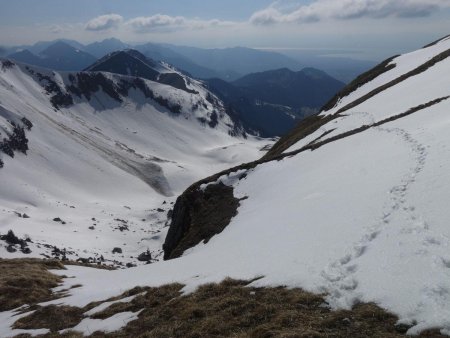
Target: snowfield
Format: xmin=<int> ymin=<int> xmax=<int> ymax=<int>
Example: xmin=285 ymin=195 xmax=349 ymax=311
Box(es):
xmin=0 ymin=60 xmax=269 ymax=266
xmin=2 ymin=35 xmax=450 ymax=336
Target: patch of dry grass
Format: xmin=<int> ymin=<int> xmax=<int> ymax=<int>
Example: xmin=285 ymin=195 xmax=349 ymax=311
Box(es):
xmin=64 ymin=279 xmax=444 ymax=338
xmin=2 ymin=260 xmax=445 ymax=337
xmin=13 ymin=305 xmax=84 ymax=332
xmin=0 ymin=258 xmax=65 ymax=311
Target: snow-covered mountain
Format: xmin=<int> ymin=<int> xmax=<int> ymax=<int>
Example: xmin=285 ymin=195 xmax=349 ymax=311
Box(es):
xmin=85 ymin=49 xmax=201 ymax=95
xmin=30 ymin=35 xmax=450 ymax=336
xmin=0 ymin=58 xmax=269 ymax=266
xmin=85 ymin=50 xmax=161 ymax=80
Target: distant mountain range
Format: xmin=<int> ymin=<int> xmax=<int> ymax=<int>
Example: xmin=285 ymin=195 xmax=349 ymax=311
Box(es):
xmin=3 ymin=38 xmax=375 ymax=83
xmin=2 ymin=39 xmax=348 ymax=136
xmin=82 ymin=49 xmax=345 ymax=137
xmin=8 ymin=41 xmax=96 ymax=71
xmin=205 ymin=68 xmax=344 ymax=137
xmin=150 ymin=44 xmax=302 ymax=81
xmin=2 ymin=39 xmax=348 ymax=137
xmin=84 ymin=38 xmax=130 ymax=58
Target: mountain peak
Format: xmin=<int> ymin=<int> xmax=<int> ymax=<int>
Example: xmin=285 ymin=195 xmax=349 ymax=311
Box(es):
xmin=40 ymin=40 xmax=77 ymax=57
xmin=85 ymin=49 xmax=159 ymax=80
xmin=102 ymin=37 xmax=123 ymax=43
xmin=85 ymin=38 xmax=130 ymax=58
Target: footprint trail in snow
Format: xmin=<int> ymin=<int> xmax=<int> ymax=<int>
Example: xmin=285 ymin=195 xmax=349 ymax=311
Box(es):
xmin=320 ymin=123 xmax=450 ymax=313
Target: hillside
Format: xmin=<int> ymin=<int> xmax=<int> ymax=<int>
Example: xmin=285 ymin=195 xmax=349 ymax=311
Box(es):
xmin=203 ymin=68 xmax=344 ymax=137
xmin=233 ymin=67 xmax=345 ymax=109
xmin=205 ymin=78 xmax=303 ymax=137
xmin=161 ymin=35 xmax=450 ymax=335
xmin=0 ymin=59 xmax=268 ymax=269
xmin=4 ymin=35 xmax=449 ymax=337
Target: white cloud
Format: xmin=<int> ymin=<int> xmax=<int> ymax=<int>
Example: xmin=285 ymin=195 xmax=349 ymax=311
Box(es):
xmin=127 ymin=15 xmax=186 ymax=32
xmin=127 ymin=14 xmax=234 ymax=33
xmin=49 ymin=24 xmax=63 ymax=34
xmin=85 ymin=14 xmax=123 ymax=31
xmin=250 ymin=0 xmax=450 ymax=25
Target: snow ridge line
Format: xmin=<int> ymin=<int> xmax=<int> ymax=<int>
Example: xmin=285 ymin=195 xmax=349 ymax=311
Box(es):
xmin=320 ymin=126 xmax=429 ymax=309
xmin=333 ymin=47 xmax=450 ymax=115
xmin=176 ymin=97 xmax=450 ymax=223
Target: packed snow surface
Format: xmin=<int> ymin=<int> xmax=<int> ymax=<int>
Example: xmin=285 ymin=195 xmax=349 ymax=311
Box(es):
xmin=0 ymin=309 xmax=49 ymax=337
xmin=35 ymin=37 xmax=450 ymax=336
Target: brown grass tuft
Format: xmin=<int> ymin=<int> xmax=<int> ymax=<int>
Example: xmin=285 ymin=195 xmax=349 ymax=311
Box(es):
xmin=13 ymin=305 xmax=84 ymax=332
xmin=2 ymin=260 xmax=444 ymax=337
xmin=81 ymin=279 xmax=438 ymax=338
xmin=0 ymin=258 xmax=65 ymax=311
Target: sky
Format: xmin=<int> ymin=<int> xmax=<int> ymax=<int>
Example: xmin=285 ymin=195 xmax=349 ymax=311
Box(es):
xmin=0 ymin=0 xmax=450 ymax=61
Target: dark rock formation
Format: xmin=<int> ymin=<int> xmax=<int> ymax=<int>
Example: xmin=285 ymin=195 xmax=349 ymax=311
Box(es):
xmin=1 ymin=60 xmax=15 ymax=70
xmin=35 ymin=72 xmax=74 ymax=109
xmin=52 ymin=217 xmax=66 ymax=224
xmin=163 ymin=182 xmax=241 ymax=260
xmin=0 ymin=230 xmax=31 ymax=254
xmin=158 ymin=73 xmax=198 ymax=94
xmin=137 ymin=249 xmax=152 ymax=262
xmin=112 ymin=247 xmax=123 ymax=254
xmin=1 ymin=230 xmax=22 ymax=245
xmin=0 ymin=120 xmax=32 ymax=159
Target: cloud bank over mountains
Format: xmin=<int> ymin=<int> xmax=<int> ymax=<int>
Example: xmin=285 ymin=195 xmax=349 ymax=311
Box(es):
xmin=1 ymin=0 xmax=449 ymax=61
xmin=127 ymin=15 xmax=234 ymax=33
xmin=250 ymin=0 xmax=449 ymax=25
xmin=83 ymin=0 xmax=450 ymax=34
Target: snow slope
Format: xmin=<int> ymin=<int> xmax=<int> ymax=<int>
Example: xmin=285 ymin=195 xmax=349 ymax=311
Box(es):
xmin=27 ymin=36 xmax=450 ymax=336
xmin=0 ymin=59 xmax=269 ymax=266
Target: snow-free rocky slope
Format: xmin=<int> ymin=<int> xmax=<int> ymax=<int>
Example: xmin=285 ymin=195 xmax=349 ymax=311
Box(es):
xmin=27 ymin=35 xmax=450 ymax=336
xmin=0 ymin=59 xmax=268 ymax=267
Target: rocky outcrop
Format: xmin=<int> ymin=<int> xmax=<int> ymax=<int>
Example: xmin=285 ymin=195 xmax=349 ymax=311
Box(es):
xmin=158 ymin=73 xmax=198 ymax=94
xmin=0 ymin=117 xmax=33 ymax=166
xmin=163 ymin=182 xmax=241 ymax=260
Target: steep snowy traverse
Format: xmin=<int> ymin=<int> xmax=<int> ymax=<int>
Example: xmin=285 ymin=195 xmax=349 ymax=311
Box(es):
xmin=0 ymin=59 xmax=269 ymax=267
xmin=2 ymin=35 xmax=450 ymax=336
xmin=321 ymin=125 xmax=429 ymax=308
xmin=29 ymin=36 xmax=450 ymax=336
